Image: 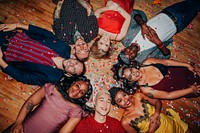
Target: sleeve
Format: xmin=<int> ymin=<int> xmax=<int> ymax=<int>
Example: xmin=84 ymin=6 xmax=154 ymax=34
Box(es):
xmin=26 ymin=25 xmax=56 ymax=38
xmin=44 ymin=83 xmax=55 ymax=96
xmin=69 ymin=106 xmax=84 ymax=118
xmin=3 ymin=64 xmax=62 ymax=86
xmin=3 ymin=65 xmax=48 ymax=86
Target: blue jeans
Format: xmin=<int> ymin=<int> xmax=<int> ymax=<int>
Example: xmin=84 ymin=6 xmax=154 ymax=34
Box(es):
xmin=121 ymin=9 xmax=147 ymax=48
xmin=162 ymin=0 xmax=200 ymax=33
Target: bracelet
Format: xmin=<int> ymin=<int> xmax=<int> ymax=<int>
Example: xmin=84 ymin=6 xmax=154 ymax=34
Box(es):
xmin=158 ymin=43 xmax=164 ymax=49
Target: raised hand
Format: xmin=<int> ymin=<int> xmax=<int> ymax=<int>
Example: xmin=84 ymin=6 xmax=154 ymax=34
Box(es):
xmin=0 ymin=23 xmax=17 ymax=32
xmin=140 ymin=24 xmax=152 ymax=40
xmin=142 ymin=25 xmax=162 ymax=45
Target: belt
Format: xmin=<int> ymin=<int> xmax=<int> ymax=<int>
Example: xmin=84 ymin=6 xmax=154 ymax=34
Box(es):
xmin=161 ymin=10 xmax=178 ymax=31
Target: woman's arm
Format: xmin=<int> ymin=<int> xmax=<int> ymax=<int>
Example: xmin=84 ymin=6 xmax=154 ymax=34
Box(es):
xmin=11 ymin=87 xmax=45 ymax=133
xmin=136 ymin=93 xmax=161 ymax=133
xmin=53 ymin=0 xmax=64 ymax=19
xmin=114 ymin=6 xmax=131 ymax=41
xmin=0 ymin=23 xmax=28 ymax=32
xmin=0 ymin=23 xmax=54 ymax=38
xmin=94 ymin=6 xmax=110 ymax=18
xmin=144 ymin=58 xmax=195 ymax=72
xmin=140 ymin=86 xmax=197 ymax=99
xmin=0 ymin=47 xmax=8 ymax=68
xmin=77 ymin=0 xmax=93 ymax=16
xmin=59 ymin=117 xmax=81 ymax=133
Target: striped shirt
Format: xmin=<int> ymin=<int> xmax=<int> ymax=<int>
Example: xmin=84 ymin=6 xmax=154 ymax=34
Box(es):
xmin=5 ymin=32 xmax=59 ymax=67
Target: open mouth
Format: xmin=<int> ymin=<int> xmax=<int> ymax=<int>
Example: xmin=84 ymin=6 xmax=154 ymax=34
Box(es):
xmin=100 ymin=107 xmax=107 ymax=111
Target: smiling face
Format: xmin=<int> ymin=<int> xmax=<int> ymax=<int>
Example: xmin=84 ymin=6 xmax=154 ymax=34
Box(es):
xmin=114 ymin=90 xmax=132 ymax=109
xmin=62 ymin=59 xmax=84 ymax=75
xmin=74 ymin=39 xmax=90 ymax=61
xmin=95 ymin=91 xmax=111 ymax=116
xmin=123 ymin=68 xmax=141 ymax=82
xmin=123 ymin=43 xmax=139 ymax=60
xmin=67 ymin=80 xmax=89 ymax=99
xmin=97 ymin=34 xmax=111 ymax=52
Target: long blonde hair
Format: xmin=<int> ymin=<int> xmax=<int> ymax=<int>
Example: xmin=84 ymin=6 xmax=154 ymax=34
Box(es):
xmin=90 ymin=37 xmax=113 ymax=59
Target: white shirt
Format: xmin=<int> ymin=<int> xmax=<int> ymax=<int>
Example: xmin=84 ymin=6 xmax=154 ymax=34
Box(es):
xmin=132 ymin=13 xmax=177 ymax=52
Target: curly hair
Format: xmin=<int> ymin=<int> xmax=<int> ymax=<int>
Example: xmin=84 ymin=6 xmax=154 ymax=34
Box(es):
xmin=109 ymin=87 xmax=126 ymax=105
xmin=90 ymin=37 xmax=113 ymax=59
xmin=111 ymin=63 xmax=139 ymax=94
xmin=56 ymin=76 xmax=93 ymax=111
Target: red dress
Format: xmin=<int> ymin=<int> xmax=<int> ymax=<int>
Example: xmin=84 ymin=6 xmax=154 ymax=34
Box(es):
xmin=98 ymin=0 xmax=134 ymax=34
xmin=73 ymin=115 xmax=126 ymax=133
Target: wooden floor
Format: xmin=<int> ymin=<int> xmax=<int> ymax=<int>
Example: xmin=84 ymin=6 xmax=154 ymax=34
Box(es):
xmin=0 ymin=0 xmax=200 ymax=132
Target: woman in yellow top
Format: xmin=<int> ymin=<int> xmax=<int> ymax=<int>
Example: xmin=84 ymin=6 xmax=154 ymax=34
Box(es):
xmin=109 ymin=87 xmax=192 ymax=133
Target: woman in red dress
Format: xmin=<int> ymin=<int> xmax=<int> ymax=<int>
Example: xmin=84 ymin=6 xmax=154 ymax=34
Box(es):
xmin=90 ymin=0 xmax=134 ymax=59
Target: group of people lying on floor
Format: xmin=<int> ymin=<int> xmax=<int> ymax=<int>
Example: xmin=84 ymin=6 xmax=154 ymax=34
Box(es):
xmin=1 ymin=0 xmax=200 ymax=132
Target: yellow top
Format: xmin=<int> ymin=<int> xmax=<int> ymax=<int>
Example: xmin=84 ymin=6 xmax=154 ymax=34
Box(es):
xmin=124 ymin=97 xmax=188 ymax=133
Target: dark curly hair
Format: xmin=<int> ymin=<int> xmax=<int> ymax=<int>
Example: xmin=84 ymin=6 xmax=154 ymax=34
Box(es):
xmin=56 ymin=76 xmax=93 ymax=111
xmin=111 ymin=63 xmax=139 ymax=94
xmin=109 ymin=87 xmax=126 ymax=105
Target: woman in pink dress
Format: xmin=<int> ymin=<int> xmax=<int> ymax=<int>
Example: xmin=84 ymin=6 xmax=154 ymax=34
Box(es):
xmin=2 ymin=76 xmax=93 ymax=133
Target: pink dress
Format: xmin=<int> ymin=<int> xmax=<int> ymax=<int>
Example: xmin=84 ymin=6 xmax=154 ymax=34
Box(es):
xmin=23 ymin=83 xmax=84 ymax=133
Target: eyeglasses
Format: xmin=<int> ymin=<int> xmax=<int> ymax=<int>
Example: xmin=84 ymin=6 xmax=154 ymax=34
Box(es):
xmin=128 ymin=68 xmax=133 ymax=81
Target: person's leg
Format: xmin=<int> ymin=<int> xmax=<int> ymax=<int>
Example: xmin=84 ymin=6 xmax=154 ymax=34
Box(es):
xmin=161 ymin=0 xmax=200 ymax=33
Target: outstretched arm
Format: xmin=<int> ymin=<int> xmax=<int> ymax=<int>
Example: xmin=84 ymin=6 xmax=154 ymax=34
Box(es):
xmin=140 ymin=85 xmax=199 ymax=100
xmin=11 ymin=87 xmax=45 ymax=133
xmin=59 ymin=117 xmax=81 ymax=133
xmin=144 ymin=58 xmax=196 ymax=73
xmin=0 ymin=23 xmax=28 ymax=32
xmin=0 ymin=23 xmax=55 ymax=38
